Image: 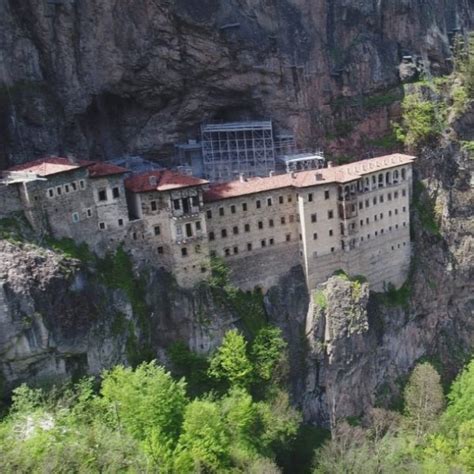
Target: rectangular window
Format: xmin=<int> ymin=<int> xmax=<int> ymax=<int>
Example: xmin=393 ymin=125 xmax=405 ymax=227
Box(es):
xmin=388 ymin=193 xmax=392 ymax=201
xmin=329 ymin=229 xmax=333 ymax=236
xmin=192 ymin=196 xmax=199 ymax=207
xmin=394 ymin=191 xmax=399 ymax=199
xmin=402 ymin=189 xmax=407 ymax=197
xmin=375 ymin=215 xmax=378 ymax=221
xmin=279 ymin=196 xmax=284 ymax=204
xmin=71 ymin=182 xmax=77 ymax=191
xmin=86 ymin=208 xmax=92 ymax=218
xmin=174 ymin=199 xmax=180 ymax=210
xmin=311 ymin=213 xmax=317 ymax=223
xmin=209 ymin=231 xmax=215 ymax=241
xmin=99 ymin=222 xmax=106 ymax=230
xmin=267 ymin=197 xmax=272 ymax=206
xmin=269 ymin=219 xmax=274 ymax=228
xmin=313 ymin=233 xmax=318 ymax=240
xmin=207 ymin=210 xmax=212 ymax=219
xmin=269 ymin=238 xmax=274 ymax=246
xmin=185 ymin=223 xmax=193 ymax=238
xmin=389 ymin=210 xmax=392 ymax=217
xmin=181 ymin=248 xmax=188 ymax=257
xmin=380 ymin=213 xmax=383 ymax=219
xmin=258 ymin=221 xmax=263 ymax=229
xmin=72 ymin=212 xmax=80 ymax=223
xmin=261 ymin=239 xmax=266 ymax=248
xmin=233 ymin=226 xmax=239 ymax=235
xmin=247 ymin=243 xmax=253 ymax=251
xmin=231 ymin=205 xmax=236 ymax=214
xmin=395 ymin=209 xmax=398 ymax=215
xmin=79 ymin=180 xmax=85 ymax=189
xmin=151 ymin=200 xmax=157 ymax=211
xmin=308 ymin=193 xmax=313 ymax=202
xmin=286 ymin=233 xmax=291 ymax=242
xmin=373 ymin=197 xmax=377 ymax=205
xmin=281 ymin=216 xmax=286 ymax=225
xmin=380 ymin=194 xmax=384 ymax=203
xmin=219 ymin=207 xmax=224 ymax=216
xmin=331 ymin=247 xmax=335 ymax=253
xmin=256 ymin=200 xmax=261 ymax=209
xmin=359 ymin=202 xmax=363 ymax=210
xmin=195 ymin=221 xmax=201 ymax=231
xmin=233 ymin=246 xmax=238 ymax=255
xmin=242 ymin=202 xmax=248 ymax=211
xmin=366 ymin=217 xmax=370 ymax=224
xmin=65 ymin=184 xmax=70 ymax=193
xmin=157 ymin=246 xmax=164 ymax=254
xmin=154 ymin=225 xmax=161 ymax=236
xmin=328 ymin=210 xmax=334 ymax=219
xmin=225 ymin=248 xmax=231 ymax=257
xmin=57 ymin=186 xmax=62 ymax=196
xmin=365 ymin=199 xmax=369 ymax=208
xmin=403 ymin=206 xmax=406 ymax=212
xmin=325 ymin=190 xmax=330 ymax=200
xmin=289 ymin=215 xmax=294 ymax=223
xmin=287 ymin=195 xmax=292 ymax=203
xmin=98 ymin=189 xmax=107 ymax=201
xmin=244 ymin=224 xmax=250 ymax=232
xmin=112 ymin=187 xmax=120 ymax=198
xmin=221 ymin=229 xmax=227 ymax=238
xmin=195 ymin=244 xmax=201 ymax=253
xmin=360 ymin=220 xmax=363 ymax=226
xmin=47 ymin=189 xmax=54 ymax=198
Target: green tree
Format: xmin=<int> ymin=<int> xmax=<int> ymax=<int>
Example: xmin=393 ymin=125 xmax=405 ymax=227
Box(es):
xmin=208 ymin=329 xmax=253 ymax=388
xmin=100 ymin=361 xmax=188 ymax=442
xmin=174 ymin=399 xmax=230 ymax=472
xmin=404 ymin=362 xmax=444 ymax=438
xmin=250 ymin=326 xmax=287 ymax=382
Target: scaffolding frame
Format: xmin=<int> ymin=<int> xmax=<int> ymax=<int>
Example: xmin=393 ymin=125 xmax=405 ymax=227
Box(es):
xmin=201 ymin=121 xmax=276 ymax=182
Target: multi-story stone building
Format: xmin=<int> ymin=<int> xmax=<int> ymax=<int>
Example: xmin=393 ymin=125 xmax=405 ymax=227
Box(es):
xmin=1 ymin=153 xmax=415 ymax=292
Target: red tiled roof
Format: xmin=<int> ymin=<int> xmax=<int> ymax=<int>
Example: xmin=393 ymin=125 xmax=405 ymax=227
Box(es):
xmin=7 ymin=156 xmax=91 ymax=176
xmin=87 ymin=162 xmax=128 ymax=178
xmin=125 ymin=170 xmax=208 ymax=193
xmin=204 ymin=154 xmax=415 ymax=201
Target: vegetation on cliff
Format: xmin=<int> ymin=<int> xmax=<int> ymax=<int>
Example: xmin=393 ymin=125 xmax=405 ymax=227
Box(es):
xmin=313 ymin=359 xmax=474 ymax=473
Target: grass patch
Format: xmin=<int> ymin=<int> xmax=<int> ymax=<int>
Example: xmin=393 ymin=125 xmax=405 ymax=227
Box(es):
xmin=367 ymin=131 xmax=402 ymax=150
xmin=313 ymin=289 xmax=327 ymax=310
xmin=207 ymin=257 xmax=267 ymax=337
xmin=45 ymin=237 xmax=96 ymax=263
xmin=363 ymin=91 xmax=400 ymax=109
xmin=412 ymin=181 xmax=441 ymax=236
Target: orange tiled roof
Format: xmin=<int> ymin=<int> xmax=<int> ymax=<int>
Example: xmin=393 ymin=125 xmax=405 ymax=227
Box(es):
xmin=125 ymin=170 xmax=208 ymax=193
xmin=87 ymin=162 xmax=128 ymax=178
xmin=7 ymin=156 xmax=91 ymax=176
xmin=204 ymin=153 xmax=415 ymax=201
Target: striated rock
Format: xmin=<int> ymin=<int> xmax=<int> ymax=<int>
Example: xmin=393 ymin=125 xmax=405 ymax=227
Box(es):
xmin=0 ymin=0 xmax=472 ymax=167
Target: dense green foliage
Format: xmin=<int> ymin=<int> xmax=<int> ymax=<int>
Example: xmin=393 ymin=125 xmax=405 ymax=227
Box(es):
xmin=0 ymin=328 xmax=302 ymax=473
xmin=313 ymin=359 xmax=474 ymax=473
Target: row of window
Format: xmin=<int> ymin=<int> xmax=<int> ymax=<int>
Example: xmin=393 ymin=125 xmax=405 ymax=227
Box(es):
xmin=359 ymin=223 xmax=408 ymax=241
xmin=176 ymin=221 xmax=202 ymax=239
xmin=357 ymin=188 xmax=407 ymax=210
xmin=98 ymin=186 xmax=121 ymax=202
xmin=47 ymin=180 xmax=86 ymax=198
xmin=358 ymin=207 xmax=407 ymax=227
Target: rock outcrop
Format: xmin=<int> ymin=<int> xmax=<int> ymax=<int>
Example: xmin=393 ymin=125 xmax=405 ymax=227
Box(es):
xmin=0 ymin=0 xmax=472 ymax=167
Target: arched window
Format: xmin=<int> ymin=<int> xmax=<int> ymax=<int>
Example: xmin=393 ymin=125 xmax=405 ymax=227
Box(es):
xmin=378 ymin=173 xmax=384 ymax=187
xmin=365 ymin=177 xmax=370 ymax=191
xmin=385 ymin=171 xmax=391 ymax=185
xmin=401 ymin=168 xmax=406 ymax=180
xmin=393 ymin=169 xmax=399 ymax=182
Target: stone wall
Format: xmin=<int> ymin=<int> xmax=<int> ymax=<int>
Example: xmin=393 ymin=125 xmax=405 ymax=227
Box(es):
xmin=0 ymin=185 xmax=22 ymax=218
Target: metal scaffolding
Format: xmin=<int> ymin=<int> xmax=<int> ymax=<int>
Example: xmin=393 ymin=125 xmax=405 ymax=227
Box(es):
xmin=201 ymin=121 xmax=276 ymax=182
xmin=278 ymin=151 xmax=325 ymax=173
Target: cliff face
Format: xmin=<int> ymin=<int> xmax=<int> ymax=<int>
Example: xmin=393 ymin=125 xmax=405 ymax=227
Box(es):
xmin=1 ymin=0 xmax=472 ymax=167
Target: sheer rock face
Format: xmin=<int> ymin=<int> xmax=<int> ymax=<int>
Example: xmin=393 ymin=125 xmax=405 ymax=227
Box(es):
xmin=0 ymin=0 xmax=472 ymax=167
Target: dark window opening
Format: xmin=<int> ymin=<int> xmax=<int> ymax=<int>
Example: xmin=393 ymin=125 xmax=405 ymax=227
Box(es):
xmin=112 ymin=187 xmax=120 ymax=198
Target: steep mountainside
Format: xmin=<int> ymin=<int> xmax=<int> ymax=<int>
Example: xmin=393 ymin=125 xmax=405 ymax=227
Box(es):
xmin=0 ymin=0 xmax=472 ymax=167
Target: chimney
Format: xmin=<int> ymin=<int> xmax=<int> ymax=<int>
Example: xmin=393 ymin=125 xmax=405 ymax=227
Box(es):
xmin=315 ymin=172 xmax=323 ymax=181
xmin=269 ymin=170 xmax=274 ymax=177
xmin=239 ymin=173 xmax=246 ymax=183
xmin=327 ymin=161 xmax=334 ymax=168
xmin=149 ymin=175 xmax=157 ymax=187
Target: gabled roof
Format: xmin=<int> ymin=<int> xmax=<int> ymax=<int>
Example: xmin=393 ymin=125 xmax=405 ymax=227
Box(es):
xmin=125 ymin=170 xmax=208 ymax=193
xmin=87 ymin=162 xmax=128 ymax=178
xmin=204 ymin=154 xmax=415 ymax=201
xmin=7 ymin=156 xmax=91 ymax=177
xmin=6 ymin=156 xmax=128 ymax=179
